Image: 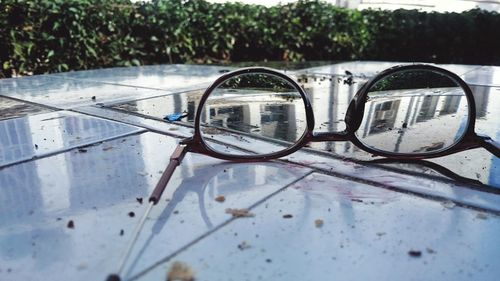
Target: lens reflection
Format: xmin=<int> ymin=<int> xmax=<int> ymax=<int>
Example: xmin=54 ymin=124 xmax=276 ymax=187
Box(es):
xmin=200 ymin=73 xmax=307 ymax=155
xmin=355 ymin=70 xmax=469 ymax=155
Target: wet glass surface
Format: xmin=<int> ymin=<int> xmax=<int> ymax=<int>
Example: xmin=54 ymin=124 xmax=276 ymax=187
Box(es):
xmin=0 ymin=75 xmax=165 ymax=109
xmin=53 ymin=64 xmax=232 ymax=90
xmin=1 ymin=63 xmax=500 ymax=280
xmin=299 ymin=61 xmax=483 ymax=79
xmin=0 ymin=111 xmax=143 ymax=167
xmin=0 ymin=96 xmax=53 ymax=121
xmin=219 ymin=60 xmax=338 ymax=71
xmin=463 ymin=65 xmax=500 ymax=87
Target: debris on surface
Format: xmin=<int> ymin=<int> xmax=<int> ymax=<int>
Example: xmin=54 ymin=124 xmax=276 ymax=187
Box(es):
xmin=314 ymin=219 xmax=324 ymax=228
xmin=67 ymin=220 xmax=74 ymax=229
xmin=91 ymin=96 xmax=96 ymax=101
xmin=441 ymin=201 xmax=456 ymax=209
xmin=166 ymin=261 xmax=195 ymax=281
xmin=128 ymin=212 xmax=135 ymax=218
xmin=214 ymin=195 xmax=226 ymax=203
xmin=120 ymin=229 xmax=124 ymax=236
xmin=225 ymin=208 xmax=254 ymax=218
xmin=408 ymin=250 xmax=422 ymax=257
xmin=476 ymin=213 xmax=488 ymax=220
xmin=78 ymin=148 xmax=88 ymax=153
xmin=77 ymin=263 xmax=88 ymax=270
xmin=102 ymin=146 xmax=113 ymax=151
xmin=426 ymin=248 xmax=436 ymax=254
xmin=282 ymin=214 xmax=293 ymax=219
xmin=376 ymin=232 xmax=386 ymax=237
xmin=237 ymin=241 xmax=251 ymax=251
xmin=351 ymin=198 xmax=363 ymax=203
xmin=136 ymin=197 xmax=143 ymax=204
xmin=164 ymin=113 xmax=188 ymax=122
xmin=265 ymin=259 xmax=272 ymax=263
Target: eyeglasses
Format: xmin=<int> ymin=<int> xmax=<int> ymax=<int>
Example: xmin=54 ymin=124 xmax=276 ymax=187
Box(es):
xmin=107 ymin=64 xmax=499 ymax=281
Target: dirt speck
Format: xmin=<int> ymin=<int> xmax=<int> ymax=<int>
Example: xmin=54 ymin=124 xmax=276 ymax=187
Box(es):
xmin=77 ymin=263 xmax=87 ymax=270
xmin=476 ymin=213 xmax=488 ymax=220
xmin=441 ymin=200 xmax=456 ymax=209
xmin=237 ymin=241 xmax=251 ymax=250
xmin=376 ymin=232 xmax=386 ymax=237
xmin=351 ymin=198 xmax=363 ymax=203
xmin=136 ymin=197 xmax=143 ymax=204
xmin=225 ymin=208 xmax=254 ymax=218
xmin=215 ymin=195 xmax=225 ymax=203
xmin=426 ymin=248 xmax=436 ymax=254
xmin=128 ymin=212 xmax=135 ymax=218
xmin=282 ymin=214 xmax=293 ymax=219
xmin=67 ymin=220 xmax=74 ymax=229
xmin=314 ymin=219 xmax=324 ymax=228
xmin=102 ymin=146 xmax=113 ymax=151
xmin=91 ymin=96 xmax=96 ymax=100
xmin=78 ymin=148 xmax=87 ymax=153
xmin=166 ymin=261 xmax=194 ymax=281
xmin=265 ymin=258 xmax=272 ymax=263
xmin=408 ymin=250 xmax=422 ymax=257
xmin=120 ymin=229 xmax=124 ymax=236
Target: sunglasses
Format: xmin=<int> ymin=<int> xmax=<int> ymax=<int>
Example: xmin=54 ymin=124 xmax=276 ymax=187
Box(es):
xmin=107 ymin=64 xmax=499 ymax=281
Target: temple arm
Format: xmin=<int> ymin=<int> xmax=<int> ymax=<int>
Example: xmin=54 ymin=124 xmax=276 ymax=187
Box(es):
xmin=149 ymin=144 xmax=189 ymax=204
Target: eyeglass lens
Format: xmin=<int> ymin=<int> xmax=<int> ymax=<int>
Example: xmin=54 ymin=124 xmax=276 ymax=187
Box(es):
xmin=199 ymin=73 xmax=309 ymax=155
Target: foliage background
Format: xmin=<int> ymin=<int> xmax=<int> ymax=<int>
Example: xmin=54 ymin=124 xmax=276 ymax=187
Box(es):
xmin=1 ymin=0 xmax=499 ymax=78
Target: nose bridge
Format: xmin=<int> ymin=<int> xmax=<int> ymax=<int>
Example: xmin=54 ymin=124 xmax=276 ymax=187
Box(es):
xmin=300 ymin=72 xmax=370 ymax=137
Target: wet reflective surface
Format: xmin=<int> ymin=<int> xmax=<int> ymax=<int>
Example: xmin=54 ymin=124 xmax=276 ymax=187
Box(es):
xmin=0 ymin=132 xmax=312 ymax=281
xmin=0 ymin=111 xmax=143 ymax=167
xmin=1 ymin=62 xmax=499 ymax=281
xmin=138 ymin=172 xmax=500 ymax=281
xmin=0 ymin=96 xmax=53 ymax=121
xmin=53 ymin=64 xmax=232 ymax=90
xmin=0 ymin=64 xmax=230 ymax=109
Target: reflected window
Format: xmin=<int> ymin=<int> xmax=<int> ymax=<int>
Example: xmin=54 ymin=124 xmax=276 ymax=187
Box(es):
xmin=369 ymin=100 xmax=400 ymax=135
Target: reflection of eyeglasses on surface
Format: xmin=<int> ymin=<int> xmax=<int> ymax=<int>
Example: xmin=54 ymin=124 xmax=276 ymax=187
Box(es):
xmin=106 ymin=64 xmax=499 ymax=281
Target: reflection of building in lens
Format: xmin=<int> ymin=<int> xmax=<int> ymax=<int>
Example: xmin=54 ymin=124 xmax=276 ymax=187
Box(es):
xmin=356 ymin=88 xmax=469 ymax=154
xmin=201 ymin=89 xmax=306 ymax=143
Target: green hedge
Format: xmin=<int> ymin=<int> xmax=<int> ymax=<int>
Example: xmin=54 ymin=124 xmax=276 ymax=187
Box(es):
xmin=1 ymin=0 xmax=500 ymax=78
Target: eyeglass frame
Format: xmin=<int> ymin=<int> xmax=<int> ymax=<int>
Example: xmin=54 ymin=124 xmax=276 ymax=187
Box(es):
xmin=150 ymin=63 xmax=499 ymax=204
xmin=188 ymin=64 xmax=498 ymax=159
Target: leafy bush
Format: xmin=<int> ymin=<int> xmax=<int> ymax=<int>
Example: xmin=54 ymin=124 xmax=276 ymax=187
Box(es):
xmin=1 ymin=0 xmax=499 ymax=78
